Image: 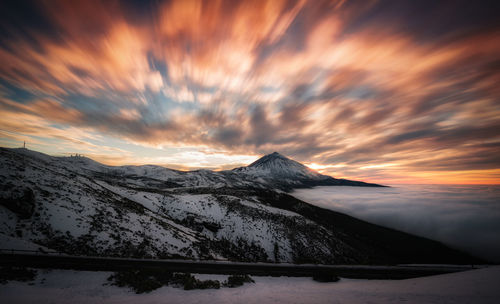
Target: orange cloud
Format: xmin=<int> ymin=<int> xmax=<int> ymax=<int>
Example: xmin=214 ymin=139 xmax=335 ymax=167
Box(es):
xmin=0 ymin=0 xmax=499 ymax=184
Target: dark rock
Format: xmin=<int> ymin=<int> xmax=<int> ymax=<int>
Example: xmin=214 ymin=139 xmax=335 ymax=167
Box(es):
xmin=0 ymin=188 xmax=35 ymax=219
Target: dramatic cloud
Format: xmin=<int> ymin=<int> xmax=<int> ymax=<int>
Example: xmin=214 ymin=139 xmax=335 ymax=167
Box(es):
xmin=0 ymin=0 xmax=499 ymax=183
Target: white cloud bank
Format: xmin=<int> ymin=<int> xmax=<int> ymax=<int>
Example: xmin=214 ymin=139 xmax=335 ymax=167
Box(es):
xmin=292 ymin=184 xmax=500 ymax=262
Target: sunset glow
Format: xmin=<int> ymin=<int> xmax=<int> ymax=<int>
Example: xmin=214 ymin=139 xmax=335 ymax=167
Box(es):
xmin=1 ymin=0 xmax=499 ymax=184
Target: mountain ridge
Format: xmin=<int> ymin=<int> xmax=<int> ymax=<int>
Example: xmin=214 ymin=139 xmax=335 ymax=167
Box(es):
xmin=8 ymin=148 xmax=385 ymax=190
xmin=0 ymin=147 xmax=480 ymax=265
xmin=232 ymin=151 xmax=384 ymax=190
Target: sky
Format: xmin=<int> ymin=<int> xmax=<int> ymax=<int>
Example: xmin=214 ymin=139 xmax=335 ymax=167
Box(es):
xmin=0 ymin=0 xmax=499 ymax=184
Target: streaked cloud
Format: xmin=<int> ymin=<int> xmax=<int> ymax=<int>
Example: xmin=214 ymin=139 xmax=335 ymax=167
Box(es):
xmin=0 ymin=0 xmax=499 ymax=183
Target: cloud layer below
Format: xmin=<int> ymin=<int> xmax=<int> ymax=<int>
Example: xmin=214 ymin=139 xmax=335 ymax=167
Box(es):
xmin=292 ymin=184 xmax=500 ymax=262
xmin=1 ymin=0 xmax=499 ymax=183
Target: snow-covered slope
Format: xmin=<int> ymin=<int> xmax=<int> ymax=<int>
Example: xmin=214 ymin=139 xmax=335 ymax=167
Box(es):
xmin=0 ymin=148 xmax=362 ymax=263
xmin=0 ymin=147 xmax=476 ymax=264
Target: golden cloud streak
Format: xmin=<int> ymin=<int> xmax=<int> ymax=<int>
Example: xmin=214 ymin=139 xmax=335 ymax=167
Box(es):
xmin=0 ymin=0 xmax=499 ymax=184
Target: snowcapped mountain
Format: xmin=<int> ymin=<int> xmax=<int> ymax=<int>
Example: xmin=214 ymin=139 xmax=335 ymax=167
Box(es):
xmin=249 ymin=152 xmax=318 ymax=176
xmin=0 ymin=147 xmax=478 ymax=264
xmin=234 ymin=152 xmax=323 ymax=180
xmin=232 ymin=152 xmax=383 ymax=190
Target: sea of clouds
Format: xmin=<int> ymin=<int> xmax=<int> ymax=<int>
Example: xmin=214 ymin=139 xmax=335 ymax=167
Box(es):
xmin=292 ymin=184 xmax=500 ymax=262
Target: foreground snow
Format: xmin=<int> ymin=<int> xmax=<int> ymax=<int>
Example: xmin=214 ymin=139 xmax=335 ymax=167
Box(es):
xmin=0 ymin=266 xmax=498 ymax=304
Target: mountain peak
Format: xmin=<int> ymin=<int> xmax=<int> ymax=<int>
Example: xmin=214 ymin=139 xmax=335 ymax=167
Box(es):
xmin=267 ymin=151 xmax=289 ymax=159
xmin=248 ymin=152 xmax=291 ymax=167
xmin=246 ymin=152 xmax=322 ymax=181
